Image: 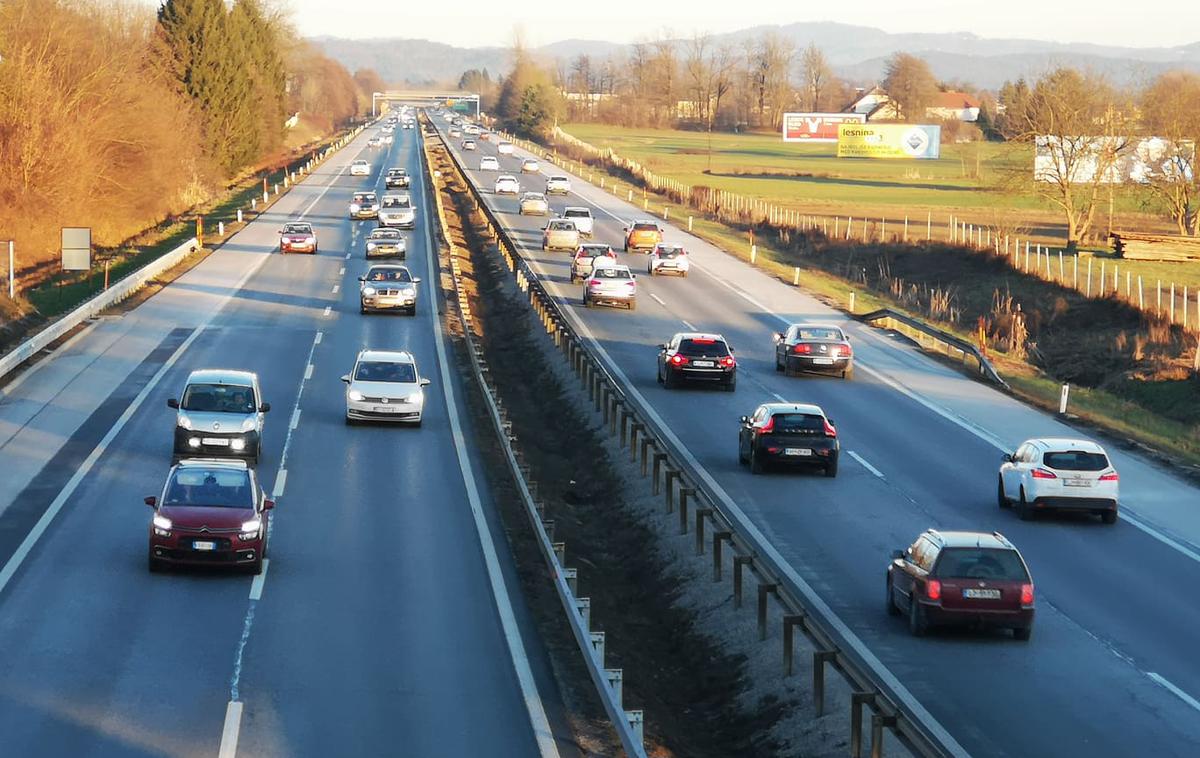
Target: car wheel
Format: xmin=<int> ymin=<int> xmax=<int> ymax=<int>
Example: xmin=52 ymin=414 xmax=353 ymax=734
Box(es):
xmin=682 ymin=271 xmax=689 ymax=278
xmin=406 ymin=306 xmax=417 ymax=316
xmin=738 ymin=442 xmax=747 ymax=465
xmin=663 ymin=369 xmax=676 ymax=389
xmin=1013 ymin=626 xmax=1032 ymax=641
xmin=775 ymin=353 xmax=783 ymax=372
xmin=1017 ymin=487 xmax=1034 ymax=521
xmin=584 ymin=294 xmax=593 ymax=308
xmin=148 ymin=554 xmax=164 ymax=573
xmin=628 ymin=300 xmax=637 ymax=311
xmin=842 ymin=367 xmax=854 ymax=380
xmin=886 ymin=577 xmax=900 ymax=616
xmin=1101 ymin=509 xmax=1118 ymax=525
xmin=909 ymin=599 xmax=928 ymax=636
xmin=825 ymin=457 xmax=839 ymax=477
xmin=750 ymin=448 xmax=764 ymax=475
xmin=997 ymin=477 xmax=1010 ymax=509
xmin=723 ymin=378 xmax=736 ymax=392
xmin=411 ymin=418 xmax=423 ymax=428
xmin=649 ymin=267 xmax=656 ymax=276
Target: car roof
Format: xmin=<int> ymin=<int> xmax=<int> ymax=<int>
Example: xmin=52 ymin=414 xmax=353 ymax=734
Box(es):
xmin=564 ymin=206 xmax=590 ymax=213
xmin=283 ymin=221 xmax=312 ymax=228
xmin=758 ymin=402 xmax=826 ymax=416
xmin=675 ymin=332 xmax=726 ymax=342
xmin=356 ymin=349 xmax=415 ymax=363
xmin=175 ymin=458 xmax=250 ymax=472
xmin=1024 ymin=438 xmax=1105 ymax=453
xmin=791 ymin=322 xmax=845 ymax=332
xmin=924 ymin=529 xmax=1017 ymax=550
xmin=633 ymin=219 xmax=660 ymax=225
xmin=549 ymin=175 xmax=569 ymax=181
xmin=523 ymin=157 xmax=539 ymax=162
xmin=497 ymin=174 xmax=517 ymax=180
xmin=388 ymin=167 xmax=406 ymax=173
xmin=352 ymin=160 xmax=368 ymax=164
xmin=185 ymin=369 xmax=256 ymax=385
xmin=522 ymin=192 xmax=545 ymax=198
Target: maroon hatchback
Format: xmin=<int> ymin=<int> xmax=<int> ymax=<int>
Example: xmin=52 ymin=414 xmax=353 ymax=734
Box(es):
xmin=886 ymin=530 xmax=1034 ymax=640
xmin=146 ymin=459 xmax=273 ymax=574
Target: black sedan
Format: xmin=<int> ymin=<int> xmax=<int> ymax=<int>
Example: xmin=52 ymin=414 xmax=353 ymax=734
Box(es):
xmin=774 ymin=323 xmax=853 ymax=379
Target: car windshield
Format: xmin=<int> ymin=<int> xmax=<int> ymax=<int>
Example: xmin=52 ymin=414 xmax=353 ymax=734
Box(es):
xmin=797 ymin=327 xmax=845 ymax=340
xmin=383 ymin=197 xmax=410 ymax=208
xmin=771 ymin=413 xmax=825 ymax=433
xmin=389 ymin=169 xmax=406 ymax=176
xmin=366 ymin=268 xmax=412 ymax=282
xmin=181 ymin=383 xmax=256 ymax=413
xmin=369 ymin=230 xmax=399 ymax=240
xmin=1043 ymin=451 xmax=1109 ymax=471
xmin=282 ymin=224 xmax=310 ymax=234
xmin=354 ymin=193 xmax=375 ymax=203
xmin=593 ymin=267 xmax=631 ymax=280
xmin=678 ymin=339 xmax=729 ymax=356
xmin=935 ymin=548 xmax=1029 ymax=581
xmin=165 ymin=468 xmax=254 ymax=509
xmin=355 ymin=361 xmax=416 ymax=383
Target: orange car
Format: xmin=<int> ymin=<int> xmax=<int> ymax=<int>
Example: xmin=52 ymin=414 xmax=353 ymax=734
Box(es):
xmin=623 ymin=220 xmax=663 ymax=252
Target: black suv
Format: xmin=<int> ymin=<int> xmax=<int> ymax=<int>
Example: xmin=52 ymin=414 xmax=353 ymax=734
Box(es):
xmin=657 ymin=333 xmax=736 ymax=391
xmin=886 ymin=530 xmax=1035 ymax=640
xmin=738 ymin=403 xmax=839 ymax=476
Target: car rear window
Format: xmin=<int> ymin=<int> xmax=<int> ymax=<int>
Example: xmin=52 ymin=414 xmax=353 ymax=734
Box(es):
xmin=1043 ymin=451 xmax=1109 ymax=471
xmin=771 ymin=413 xmax=825 ymax=433
xmin=797 ymin=327 xmax=844 ymax=340
xmin=166 ymin=468 xmax=253 ymax=509
xmin=565 ymin=209 xmax=589 ymax=217
xmin=934 ymin=548 xmax=1029 ymax=581
xmin=678 ymin=339 xmax=729 ymax=356
xmin=550 ymin=221 xmax=575 ymax=231
xmin=355 ymin=361 xmax=416 ymax=383
xmin=633 ymin=223 xmax=658 ymax=232
xmin=593 ymin=267 xmax=631 ymax=279
xmin=657 ymin=247 xmax=684 ymax=257
xmin=181 ymin=383 xmax=256 ymax=413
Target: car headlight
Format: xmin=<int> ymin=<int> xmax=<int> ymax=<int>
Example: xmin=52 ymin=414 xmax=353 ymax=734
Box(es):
xmin=348 ymin=390 xmax=364 ymax=401
xmin=367 ymin=242 xmax=377 ymax=250
xmin=153 ymin=514 xmax=172 ymax=534
xmin=240 ymin=418 xmax=257 ymax=432
xmin=231 ymin=439 xmax=246 ymax=451
xmin=240 ymin=518 xmax=262 ymax=540
xmin=177 ymin=414 xmax=192 ymax=430
xmin=362 ymin=287 xmax=376 ymax=296
xmin=350 ymin=204 xmax=360 ymax=212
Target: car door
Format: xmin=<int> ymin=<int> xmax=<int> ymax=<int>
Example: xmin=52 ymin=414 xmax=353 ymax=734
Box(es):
xmin=658 ymin=335 xmax=678 ymax=379
xmin=741 ymin=406 xmax=765 ymax=457
xmin=1012 ymin=443 xmax=1036 ymax=495
xmin=778 ymin=326 xmax=797 ymax=365
xmin=893 ymin=539 xmax=923 ymax=610
xmin=1001 ymin=443 xmax=1027 ymax=497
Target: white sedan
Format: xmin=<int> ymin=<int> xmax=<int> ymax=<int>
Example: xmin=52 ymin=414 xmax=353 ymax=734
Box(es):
xmin=350 ymin=160 xmax=371 ymax=177
xmin=342 ymin=349 xmax=430 ymax=425
xmin=998 ymin=438 xmax=1119 ymax=523
xmin=497 ymin=142 xmax=515 ymax=155
xmin=480 ymin=156 xmax=500 ymax=171
xmin=495 ymin=175 xmax=520 ymax=195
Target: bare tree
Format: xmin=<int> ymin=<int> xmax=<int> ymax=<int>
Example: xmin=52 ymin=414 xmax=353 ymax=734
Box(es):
xmin=746 ymin=33 xmax=794 ymax=128
xmin=1140 ymin=71 xmax=1200 ymax=235
xmin=800 ymin=43 xmax=830 ymax=111
xmin=882 ymin=53 xmax=937 ymax=120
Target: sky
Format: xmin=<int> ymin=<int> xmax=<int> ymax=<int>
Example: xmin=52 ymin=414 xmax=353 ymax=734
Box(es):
xmin=267 ymin=0 xmax=1200 ymax=49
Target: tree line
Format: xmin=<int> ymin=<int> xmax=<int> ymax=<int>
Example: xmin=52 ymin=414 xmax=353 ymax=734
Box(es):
xmin=0 ymin=0 xmax=377 ymax=279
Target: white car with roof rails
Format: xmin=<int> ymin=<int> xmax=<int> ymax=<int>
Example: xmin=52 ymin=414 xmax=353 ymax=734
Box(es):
xmin=998 ymin=438 xmax=1120 ymax=523
xmin=342 ymin=349 xmax=431 ymax=425
xmin=647 ymin=243 xmax=690 ymax=276
xmin=583 ymin=263 xmax=637 ymax=310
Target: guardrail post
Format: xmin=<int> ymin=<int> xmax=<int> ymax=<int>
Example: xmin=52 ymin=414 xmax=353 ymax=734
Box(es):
xmin=871 ymin=713 xmax=897 ymax=758
xmin=627 ymin=711 xmax=644 ymax=744
xmin=601 ymin=384 xmax=611 ymax=424
xmin=590 ymin=631 xmax=605 ymax=665
xmin=576 ymin=597 xmax=591 ymax=630
xmin=609 ymin=396 xmax=619 ymax=434
xmin=553 ymin=542 xmax=566 ymax=566
xmin=640 ymin=437 xmax=652 ymax=475
xmin=695 ymin=507 xmax=712 ymax=554
xmin=758 ymin=583 xmax=779 ymax=640
xmin=782 ymin=615 xmax=804 ymax=676
xmin=605 ymin=669 xmax=623 ymax=709
xmin=565 ymin=568 xmax=578 ymax=594
xmin=733 ymin=555 xmax=752 ymax=608
xmin=713 ymin=531 xmax=732 ymax=580
xmin=814 ymin=650 xmax=836 ymax=716
xmin=652 ymin=453 xmax=667 ymax=494
xmin=664 ymin=469 xmax=680 ymax=512
xmin=620 ymin=410 xmax=633 ymax=447
xmin=850 ymin=693 xmax=876 ymax=758
xmin=629 ymin=422 xmax=642 ymax=461
xmin=678 ymin=487 xmax=695 ymax=534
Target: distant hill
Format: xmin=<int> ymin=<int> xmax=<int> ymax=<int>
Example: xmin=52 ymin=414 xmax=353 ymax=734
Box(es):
xmin=313 ymin=23 xmax=1200 ymax=91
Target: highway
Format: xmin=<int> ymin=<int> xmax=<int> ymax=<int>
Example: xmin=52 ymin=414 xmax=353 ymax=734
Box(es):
xmin=437 ymin=119 xmax=1200 ymax=757
xmin=0 ymin=119 xmax=570 ymax=757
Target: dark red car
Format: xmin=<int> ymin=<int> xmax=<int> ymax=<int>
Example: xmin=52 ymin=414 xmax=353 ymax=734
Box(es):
xmin=886 ymin=530 xmax=1034 ymax=640
xmin=147 ymin=459 xmax=273 ymax=574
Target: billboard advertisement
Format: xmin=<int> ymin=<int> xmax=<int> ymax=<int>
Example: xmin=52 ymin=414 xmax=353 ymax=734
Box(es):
xmin=1034 ymin=136 xmax=1195 ymax=184
xmin=836 ymin=124 xmax=942 ymax=159
xmin=782 ymin=112 xmax=866 ymax=143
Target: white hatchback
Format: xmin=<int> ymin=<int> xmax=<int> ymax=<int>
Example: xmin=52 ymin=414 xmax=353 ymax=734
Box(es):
xmin=494 ymin=175 xmax=520 ymax=195
xmin=342 ymin=350 xmax=430 ymax=426
xmin=998 ymin=438 xmax=1119 ymax=523
xmin=497 ymin=142 xmax=515 ymax=155
xmin=480 ymin=156 xmax=500 ymax=171
xmin=350 ymin=160 xmax=371 ymax=176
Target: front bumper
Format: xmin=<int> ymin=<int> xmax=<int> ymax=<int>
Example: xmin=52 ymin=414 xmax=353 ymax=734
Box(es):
xmin=379 ymin=216 xmax=416 ymax=228
xmin=366 ymin=246 xmax=405 ymax=258
xmin=361 ymin=293 xmax=418 ymax=311
xmin=281 ymin=241 xmax=316 ymax=253
xmin=351 ymin=209 xmax=379 ymax=219
xmin=150 ymin=530 xmax=262 ymax=566
xmin=346 ymin=398 xmax=423 ymax=421
xmin=173 ymin=428 xmax=260 ymax=460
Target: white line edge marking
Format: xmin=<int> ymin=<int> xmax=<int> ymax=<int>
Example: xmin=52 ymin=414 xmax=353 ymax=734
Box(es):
xmin=681 ymin=320 xmax=696 ymax=330
xmin=248 ymin=559 xmax=269 ymax=601
xmin=1148 ymin=672 xmax=1200 ymax=713
xmin=272 ymin=469 xmax=287 ymax=498
xmin=304 ymin=364 xmax=314 ymax=380
xmin=289 ymin=409 xmax=301 ymax=430
xmin=649 ymin=293 xmax=666 ymax=306
xmin=314 ymin=331 xmax=323 ymax=345
xmin=217 ymin=701 xmax=243 ymax=758
xmin=323 ymin=306 xmax=331 ymax=317
xmin=417 ymin=133 xmax=560 ymax=758
xmin=344 ymin=252 xmax=351 ymax=260
xmin=848 ymin=451 xmax=884 ymax=479
xmin=338 ymin=267 xmax=345 ymax=275
xmin=331 ymin=284 xmax=339 ymax=294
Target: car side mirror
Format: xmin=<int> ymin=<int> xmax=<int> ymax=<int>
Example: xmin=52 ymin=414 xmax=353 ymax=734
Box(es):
xmin=144 ymin=496 xmax=157 ymax=507
xmin=772 ymin=332 xmax=784 ymax=343
xmin=1002 ymin=453 xmax=1014 ymax=463
xmin=167 ymin=398 xmax=179 ymax=409
xmin=891 ymin=549 xmax=904 ymax=561
xmin=340 ymin=374 xmax=351 ymax=384
xmin=259 ymin=403 xmax=271 ymax=413
xmin=658 ymin=343 xmax=668 ymax=350
xmin=739 ymin=415 xmax=749 ymax=424
xmin=358 ymin=276 xmax=365 ymax=282
xmin=826 ymin=418 xmax=835 ymax=426
xmin=622 ymin=227 xmax=629 ymax=232
xmin=263 ymin=499 xmax=276 ymax=511
xmin=420 ymin=378 xmax=431 ymax=387
xmin=413 ymin=277 xmax=422 ymax=284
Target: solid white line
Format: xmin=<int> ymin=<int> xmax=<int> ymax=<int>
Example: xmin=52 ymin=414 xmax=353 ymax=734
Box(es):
xmin=649 ymin=293 xmax=666 ymax=306
xmin=323 ymin=306 xmax=331 ymax=317
xmin=416 ymin=138 xmax=560 ymax=757
xmin=848 ymin=450 xmax=885 ymax=479
xmin=1148 ymin=672 xmax=1200 ymax=713
xmin=217 ymin=701 xmax=243 ymax=758
xmin=304 ymin=363 xmax=314 ymax=380
xmin=338 ymin=267 xmax=345 ymax=275
xmin=331 ymin=284 xmax=339 ymax=294
xmin=289 ymin=409 xmax=301 ymax=430
xmin=314 ymin=331 xmax=323 ymax=345
xmin=248 ymin=559 xmax=269 ymax=601
xmin=272 ymin=469 xmax=287 ymax=498
xmin=344 ymin=252 xmax=351 ymax=260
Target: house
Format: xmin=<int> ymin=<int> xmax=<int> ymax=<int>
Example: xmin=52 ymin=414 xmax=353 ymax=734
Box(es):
xmin=926 ymin=91 xmax=981 ymax=122
xmin=844 ymin=86 xmax=900 ymax=121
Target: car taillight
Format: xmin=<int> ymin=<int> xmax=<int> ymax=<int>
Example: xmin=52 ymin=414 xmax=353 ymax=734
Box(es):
xmin=926 ymin=579 xmax=941 ymax=601
xmin=720 ymin=356 xmax=735 ymax=367
xmin=1099 ymin=471 xmax=1119 ymax=481
xmin=793 ymin=344 xmax=811 ymax=354
xmin=841 ymin=342 xmax=853 ymax=357
xmin=625 ymin=281 xmax=636 ymax=288
xmin=669 ymin=354 xmax=688 ymax=366
xmin=756 ymin=416 xmax=775 ymax=435
xmin=1020 ymin=583 xmax=1034 ymax=605
xmin=587 ymin=279 xmax=600 ymax=286
xmin=1031 ymin=468 xmax=1058 ymax=479
xmin=823 ymin=418 xmax=837 ymax=438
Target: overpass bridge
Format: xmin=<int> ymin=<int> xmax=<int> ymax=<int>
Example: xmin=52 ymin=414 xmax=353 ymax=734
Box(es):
xmin=372 ymin=91 xmax=480 ymax=117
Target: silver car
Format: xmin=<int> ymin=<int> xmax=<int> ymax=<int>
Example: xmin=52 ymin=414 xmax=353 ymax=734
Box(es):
xmin=583 ymin=263 xmax=637 ymax=310
xmin=349 ymin=191 xmax=378 ymax=219
xmin=519 ymin=192 xmax=549 ymax=216
xmin=542 ymin=219 xmax=580 ymax=252
xmin=342 ymin=349 xmax=431 ymax=425
xmin=359 ymin=264 xmax=421 ymax=315
xmin=168 ymin=369 xmax=270 ymax=464
xmin=379 ymin=194 xmax=417 ymax=228
xmin=365 ymin=227 xmax=406 ymax=259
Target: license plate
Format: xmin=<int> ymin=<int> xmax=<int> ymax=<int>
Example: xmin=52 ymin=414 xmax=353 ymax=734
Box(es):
xmin=812 ymin=358 xmax=835 ymax=365
xmin=692 ymin=360 xmax=715 ymax=368
xmin=963 ymin=588 xmax=1001 ymax=599
xmin=193 ymin=541 xmax=216 ymax=551
xmin=373 ymin=406 xmax=400 ymax=413
xmin=202 ymin=438 xmax=230 ymax=446
xmin=1063 ymin=479 xmax=1093 ymax=487
xmin=785 ymin=448 xmax=812 ymax=456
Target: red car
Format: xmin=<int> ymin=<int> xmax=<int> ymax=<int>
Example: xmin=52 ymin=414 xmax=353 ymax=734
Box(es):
xmin=146 ymin=459 xmax=274 ymax=574
xmin=886 ymin=530 xmax=1035 ymax=640
xmin=279 ymin=221 xmax=317 ymax=254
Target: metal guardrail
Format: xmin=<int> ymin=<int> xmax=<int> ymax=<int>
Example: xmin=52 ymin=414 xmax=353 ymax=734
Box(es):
xmin=435 ymin=119 xmax=962 ymax=758
xmin=858 ymin=308 xmax=1009 ymax=391
xmin=419 ymin=122 xmax=647 ymax=758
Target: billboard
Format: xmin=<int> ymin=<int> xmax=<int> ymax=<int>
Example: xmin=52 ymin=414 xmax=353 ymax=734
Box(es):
xmin=782 ymin=112 xmax=866 ymax=143
xmin=61 ymin=227 xmax=91 ymax=271
xmin=837 ymin=124 xmax=942 ymax=159
xmin=1034 ymin=136 xmax=1195 ymax=184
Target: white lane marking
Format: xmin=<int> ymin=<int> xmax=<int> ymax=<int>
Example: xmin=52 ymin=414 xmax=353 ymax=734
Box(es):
xmin=0 ymin=328 xmax=203 ymax=596
xmin=848 ymin=450 xmax=884 ymax=479
xmin=271 ymin=469 xmax=287 ymax=498
xmin=314 ymin=331 xmax=323 ymax=345
xmin=323 ymin=306 xmax=331 ymax=318
xmin=1148 ymin=672 xmax=1200 ymax=714
xmin=344 ymin=252 xmax=351 ymax=260
xmin=681 ymin=320 xmax=697 ymax=330
xmin=338 ymin=267 xmax=345 ymax=275
xmin=649 ymin=293 xmax=666 ymax=306
xmin=289 ymin=409 xmax=301 ymax=430
xmin=331 ymin=284 xmax=339 ymax=294
xmin=304 ymin=364 xmax=314 ymax=380
xmin=217 ymin=701 xmax=243 ymax=758
xmin=416 ymin=137 xmax=560 ymax=757
xmin=1124 ymin=514 xmax=1200 ymax=564
xmin=248 ymin=559 xmax=270 ymax=601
